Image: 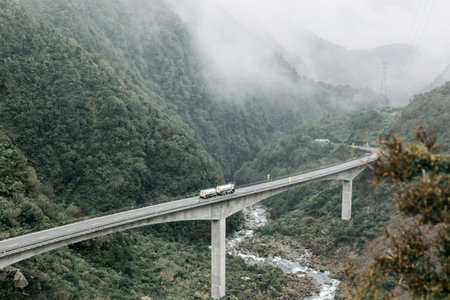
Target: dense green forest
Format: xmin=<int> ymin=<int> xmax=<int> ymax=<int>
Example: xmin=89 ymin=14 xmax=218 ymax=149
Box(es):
xmin=236 ymin=83 xmax=449 ymax=257
xmin=0 ymin=1 xmax=310 ymax=298
xmin=0 ymin=0 xmax=223 ymax=213
xmin=0 ymin=0 xmax=448 ymax=298
xmin=233 ymin=131 xmax=395 ymax=255
xmin=18 ymin=0 xmax=389 ymax=179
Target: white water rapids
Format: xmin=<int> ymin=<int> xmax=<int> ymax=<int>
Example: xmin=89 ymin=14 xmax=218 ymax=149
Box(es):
xmin=226 ymin=204 xmax=340 ymax=299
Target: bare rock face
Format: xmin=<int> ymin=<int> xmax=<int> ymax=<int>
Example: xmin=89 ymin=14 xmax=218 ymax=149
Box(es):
xmin=14 ymin=270 xmax=29 ymax=289
xmin=0 ymin=266 xmax=29 ymax=289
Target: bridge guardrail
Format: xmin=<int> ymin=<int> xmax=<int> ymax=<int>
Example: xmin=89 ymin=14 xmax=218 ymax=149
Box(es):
xmin=1 ymin=147 xmax=378 ymax=241
xmin=235 ymin=151 xmax=376 ymax=190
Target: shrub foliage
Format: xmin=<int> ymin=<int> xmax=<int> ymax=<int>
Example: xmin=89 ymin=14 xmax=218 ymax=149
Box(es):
xmin=346 ymin=128 xmax=449 ymax=299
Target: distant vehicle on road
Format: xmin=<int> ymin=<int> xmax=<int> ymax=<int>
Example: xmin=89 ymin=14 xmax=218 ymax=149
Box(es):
xmin=200 ymin=183 xmax=235 ymax=199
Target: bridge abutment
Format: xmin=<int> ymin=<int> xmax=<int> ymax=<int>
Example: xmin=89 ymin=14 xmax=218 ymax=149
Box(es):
xmin=211 ymin=218 xmax=226 ymax=299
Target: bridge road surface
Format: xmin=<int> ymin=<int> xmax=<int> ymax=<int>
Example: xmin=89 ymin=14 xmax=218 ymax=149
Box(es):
xmin=0 ymin=151 xmax=379 ymax=264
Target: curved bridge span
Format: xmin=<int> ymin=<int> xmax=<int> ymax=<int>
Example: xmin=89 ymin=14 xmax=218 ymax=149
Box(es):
xmin=0 ymin=150 xmax=378 ymax=298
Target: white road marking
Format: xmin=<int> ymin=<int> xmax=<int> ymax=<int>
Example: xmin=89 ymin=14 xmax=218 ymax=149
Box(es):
xmin=37 ymin=236 xmax=49 ymax=240
xmin=7 ymin=243 xmax=18 ymax=248
xmin=136 ymin=212 xmax=144 ymax=216
xmin=114 ymin=217 xmax=123 ymax=221
xmin=66 ymin=228 xmax=76 ymax=232
xmin=91 ymin=223 xmax=99 ymax=226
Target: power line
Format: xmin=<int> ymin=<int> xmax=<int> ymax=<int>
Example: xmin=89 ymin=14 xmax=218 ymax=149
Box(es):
xmin=414 ymin=19 xmax=450 ymax=84
xmin=402 ymin=0 xmax=436 ymax=79
xmin=391 ymin=0 xmax=436 ymax=103
xmin=396 ymin=0 xmax=428 ymax=80
xmin=389 ymin=0 xmax=427 ymax=102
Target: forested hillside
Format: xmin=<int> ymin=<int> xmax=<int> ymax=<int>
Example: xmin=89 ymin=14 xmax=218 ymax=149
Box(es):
xmin=235 ymin=81 xmax=449 ymax=262
xmin=1 ymin=0 xmax=448 ymax=298
xmin=0 ymin=1 xmax=311 ymax=298
xmin=233 ymin=129 xmax=395 ymax=256
xmin=304 ymin=82 xmax=450 ymax=149
xmin=0 ymin=129 xmax=58 ymax=239
xmin=0 ymin=0 xmax=223 ymax=213
xmin=394 ymin=82 xmax=450 ymax=149
xmin=19 ymin=0 xmax=389 ymax=178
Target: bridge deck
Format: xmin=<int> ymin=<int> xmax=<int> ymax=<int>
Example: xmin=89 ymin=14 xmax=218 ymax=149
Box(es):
xmin=0 ymin=152 xmax=378 ymax=258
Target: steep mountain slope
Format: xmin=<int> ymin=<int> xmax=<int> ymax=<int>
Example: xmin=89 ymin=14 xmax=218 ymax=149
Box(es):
xmin=0 ymin=1 xmax=314 ymax=298
xmin=305 ymin=107 xmax=399 ymax=146
xmin=305 ymin=81 xmax=450 ymax=150
xmin=19 ymin=0 xmax=389 ymax=179
xmin=394 ymin=82 xmax=450 ymax=149
xmin=0 ymin=129 xmax=58 ymax=239
xmin=233 ymin=131 xmax=395 ymax=255
xmin=172 ymin=1 xmax=439 ymax=107
xmin=0 ymin=0 xmax=223 ymax=212
xmin=270 ymin=30 xmax=439 ymax=107
xmin=234 ymin=81 xmax=449 ymax=259
xmin=2 ymin=0 xmax=446 ymax=298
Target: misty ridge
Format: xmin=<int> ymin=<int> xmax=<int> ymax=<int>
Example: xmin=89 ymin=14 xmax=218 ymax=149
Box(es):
xmin=20 ymin=0 xmax=436 ymax=112
xmin=13 ymin=0 xmax=448 ymax=178
xmin=171 ymin=0 xmax=446 ymax=107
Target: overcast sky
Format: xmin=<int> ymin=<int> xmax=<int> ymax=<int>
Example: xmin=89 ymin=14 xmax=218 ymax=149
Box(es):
xmin=216 ymin=0 xmax=450 ymax=61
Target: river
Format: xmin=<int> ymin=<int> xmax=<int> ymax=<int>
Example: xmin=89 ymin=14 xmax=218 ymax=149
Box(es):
xmin=226 ymin=204 xmax=340 ymax=299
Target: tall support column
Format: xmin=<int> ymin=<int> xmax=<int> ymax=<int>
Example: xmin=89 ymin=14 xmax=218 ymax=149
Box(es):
xmin=342 ymin=180 xmax=352 ymax=220
xmin=211 ymin=218 xmax=226 ymax=299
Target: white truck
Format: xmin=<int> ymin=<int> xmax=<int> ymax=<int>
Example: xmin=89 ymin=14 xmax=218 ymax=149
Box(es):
xmin=199 ymin=188 xmax=217 ymax=199
xmin=215 ymin=183 xmax=235 ymax=195
xmin=199 ymin=183 xmax=235 ymax=198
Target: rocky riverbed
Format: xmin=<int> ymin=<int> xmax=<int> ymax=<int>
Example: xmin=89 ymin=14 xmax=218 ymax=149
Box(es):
xmin=227 ymin=204 xmax=340 ymax=299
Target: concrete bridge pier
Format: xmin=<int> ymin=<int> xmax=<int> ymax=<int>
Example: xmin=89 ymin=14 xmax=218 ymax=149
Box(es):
xmin=341 ymin=180 xmax=352 ymax=220
xmin=335 ymin=166 xmax=366 ymax=220
xmin=211 ymin=218 xmax=226 ymax=299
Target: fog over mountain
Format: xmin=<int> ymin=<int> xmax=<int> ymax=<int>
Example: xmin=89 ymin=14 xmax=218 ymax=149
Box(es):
xmin=171 ymin=0 xmax=450 ymax=106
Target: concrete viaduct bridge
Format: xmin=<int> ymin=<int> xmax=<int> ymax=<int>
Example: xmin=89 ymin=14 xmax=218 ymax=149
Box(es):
xmin=0 ymin=150 xmax=379 ymax=299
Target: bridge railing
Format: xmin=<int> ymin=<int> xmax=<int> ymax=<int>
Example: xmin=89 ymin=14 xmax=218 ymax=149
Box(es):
xmin=0 ymin=191 xmax=198 ymax=241
xmin=1 ymin=147 xmax=377 ymax=240
xmin=235 ymin=152 xmax=375 ymax=190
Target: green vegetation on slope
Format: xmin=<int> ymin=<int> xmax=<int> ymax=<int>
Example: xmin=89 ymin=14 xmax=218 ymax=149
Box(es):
xmin=235 ymin=83 xmax=449 ymax=256
xmin=260 ymin=176 xmax=394 ymax=255
xmin=306 ymin=82 xmax=450 ymax=149
xmin=0 ymin=0 xmax=223 ymax=213
xmin=0 ymin=1 xmax=311 ymax=298
xmin=305 ymin=107 xmax=399 ymax=147
xmin=0 ymin=129 xmax=58 ymax=239
xmin=19 ymin=0 xmax=389 ymax=179
xmin=395 ymin=82 xmax=450 ymax=149
xmin=1 ymin=228 xmax=311 ymax=299
xmin=234 ymin=133 xmax=363 ymax=185
xmin=233 ymin=131 xmax=395 ymax=254
xmin=346 ymin=129 xmax=449 ymax=299
xmin=1 ymin=0 xmax=448 ymax=298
